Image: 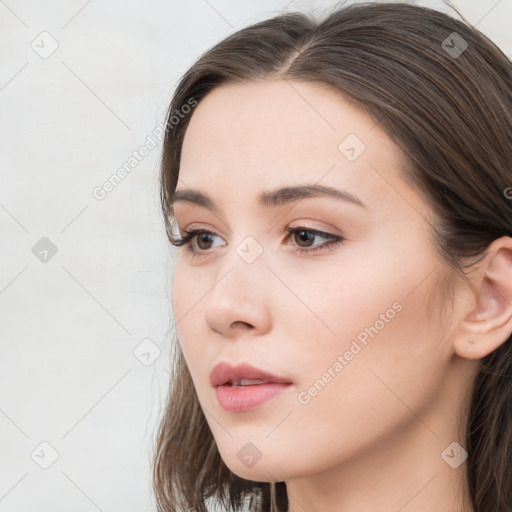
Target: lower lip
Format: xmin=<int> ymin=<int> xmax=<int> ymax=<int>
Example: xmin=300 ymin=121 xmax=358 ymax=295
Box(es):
xmin=216 ymin=383 xmax=291 ymax=412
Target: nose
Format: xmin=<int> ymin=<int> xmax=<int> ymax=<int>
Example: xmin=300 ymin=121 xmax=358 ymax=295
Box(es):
xmin=204 ymin=259 xmax=272 ymax=339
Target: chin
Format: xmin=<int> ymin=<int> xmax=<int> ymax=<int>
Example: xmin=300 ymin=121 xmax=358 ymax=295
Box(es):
xmin=218 ymin=446 xmax=299 ymax=482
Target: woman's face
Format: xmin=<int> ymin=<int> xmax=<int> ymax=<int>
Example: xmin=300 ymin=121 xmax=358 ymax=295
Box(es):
xmin=170 ymin=79 xmax=464 ymax=482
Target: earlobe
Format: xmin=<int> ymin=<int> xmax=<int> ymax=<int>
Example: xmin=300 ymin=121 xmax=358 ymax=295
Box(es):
xmin=454 ymin=236 xmax=512 ymax=360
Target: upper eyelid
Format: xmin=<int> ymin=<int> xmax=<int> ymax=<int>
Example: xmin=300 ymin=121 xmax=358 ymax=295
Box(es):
xmin=179 ymin=224 xmax=334 ymax=234
xmin=177 ymin=219 xmax=339 ymax=234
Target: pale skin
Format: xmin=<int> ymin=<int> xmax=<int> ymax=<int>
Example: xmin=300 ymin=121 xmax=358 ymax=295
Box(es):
xmin=170 ymin=78 xmax=512 ymax=512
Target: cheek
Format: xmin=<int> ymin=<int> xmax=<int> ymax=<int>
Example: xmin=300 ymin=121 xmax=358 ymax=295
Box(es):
xmin=170 ymin=260 xmax=222 ymax=408
xmin=297 ymin=242 xmax=446 ymax=411
xmin=301 ymin=309 xmax=441 ymax=468
xmin=171 ymin=256 xmax=208 ymax=334
xmin=228 ymin=265 xmax=444 ymax=479
xmin=170 ymin=262 xmax=202 ymax=369
xmin=213 ymin=280 xmax=446 ymax=482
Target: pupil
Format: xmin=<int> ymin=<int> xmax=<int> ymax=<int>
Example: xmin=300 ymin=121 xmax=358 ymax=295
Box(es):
xmin=297 ymin=230 xmax=313 ymax=247
xmin=198 ymin=233 xmax=213 ymax=250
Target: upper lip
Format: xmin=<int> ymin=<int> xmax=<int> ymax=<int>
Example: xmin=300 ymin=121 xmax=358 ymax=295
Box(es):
xmin=209 ymin=361 xmax=292 ymax=387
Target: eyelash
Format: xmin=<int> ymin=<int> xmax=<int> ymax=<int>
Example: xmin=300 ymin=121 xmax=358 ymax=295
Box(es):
xmin=170 ymin=226 xmax=343 ymax=256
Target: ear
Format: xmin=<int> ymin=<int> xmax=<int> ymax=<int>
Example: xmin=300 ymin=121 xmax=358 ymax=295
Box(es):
xmin=454 ymin=236 xmax=512 ymax=360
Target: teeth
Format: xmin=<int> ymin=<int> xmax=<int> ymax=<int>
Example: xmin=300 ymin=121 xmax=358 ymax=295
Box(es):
xmin=231 ymin=378 xmax=269 ymax=387
xmin=241 ymin=378 xmax=268 ymax=385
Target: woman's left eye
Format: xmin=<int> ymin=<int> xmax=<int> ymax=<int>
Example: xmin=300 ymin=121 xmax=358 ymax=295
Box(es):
xmin=170 ymin=226 xmax=343 ymax=256
xmin=284 ymin=226 xmax=343 ymax=254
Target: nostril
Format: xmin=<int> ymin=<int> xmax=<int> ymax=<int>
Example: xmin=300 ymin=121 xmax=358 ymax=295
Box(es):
xmin=231 ymin=321 xmax=254 ymax=329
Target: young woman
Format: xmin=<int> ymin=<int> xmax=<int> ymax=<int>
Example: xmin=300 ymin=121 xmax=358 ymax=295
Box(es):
xmin=152 ymin=2 xmax=512 ymax=511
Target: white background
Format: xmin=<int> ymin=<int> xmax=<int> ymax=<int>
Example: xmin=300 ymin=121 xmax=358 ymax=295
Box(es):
xmin=1 ymin=0 xmax=511 ymax=511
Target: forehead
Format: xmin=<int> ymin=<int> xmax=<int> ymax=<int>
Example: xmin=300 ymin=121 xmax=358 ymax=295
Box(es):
xmin=178 ymin=79 xmax=415 ymax=214
xmin=181 ymin=78 xmax=381 ymax=163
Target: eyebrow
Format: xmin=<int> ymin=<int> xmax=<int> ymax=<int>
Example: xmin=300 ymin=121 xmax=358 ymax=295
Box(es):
xmin=170 ymin=184 xmax=367 ymax=214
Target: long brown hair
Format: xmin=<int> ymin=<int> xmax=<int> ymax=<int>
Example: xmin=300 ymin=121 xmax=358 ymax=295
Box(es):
xmin=152 ymin=2 xmax=512 ymax=511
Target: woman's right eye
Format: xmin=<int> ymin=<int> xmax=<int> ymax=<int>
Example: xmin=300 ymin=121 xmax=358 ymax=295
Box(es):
xmin=170 ymin=228 xmax=224 ymax=253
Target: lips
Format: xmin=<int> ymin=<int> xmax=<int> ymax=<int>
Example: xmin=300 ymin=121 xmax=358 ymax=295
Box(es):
xmin=209 ymin=361 xmax=292 ymax=387
xmin=210 ymin=362 xmax=293 ymax=413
